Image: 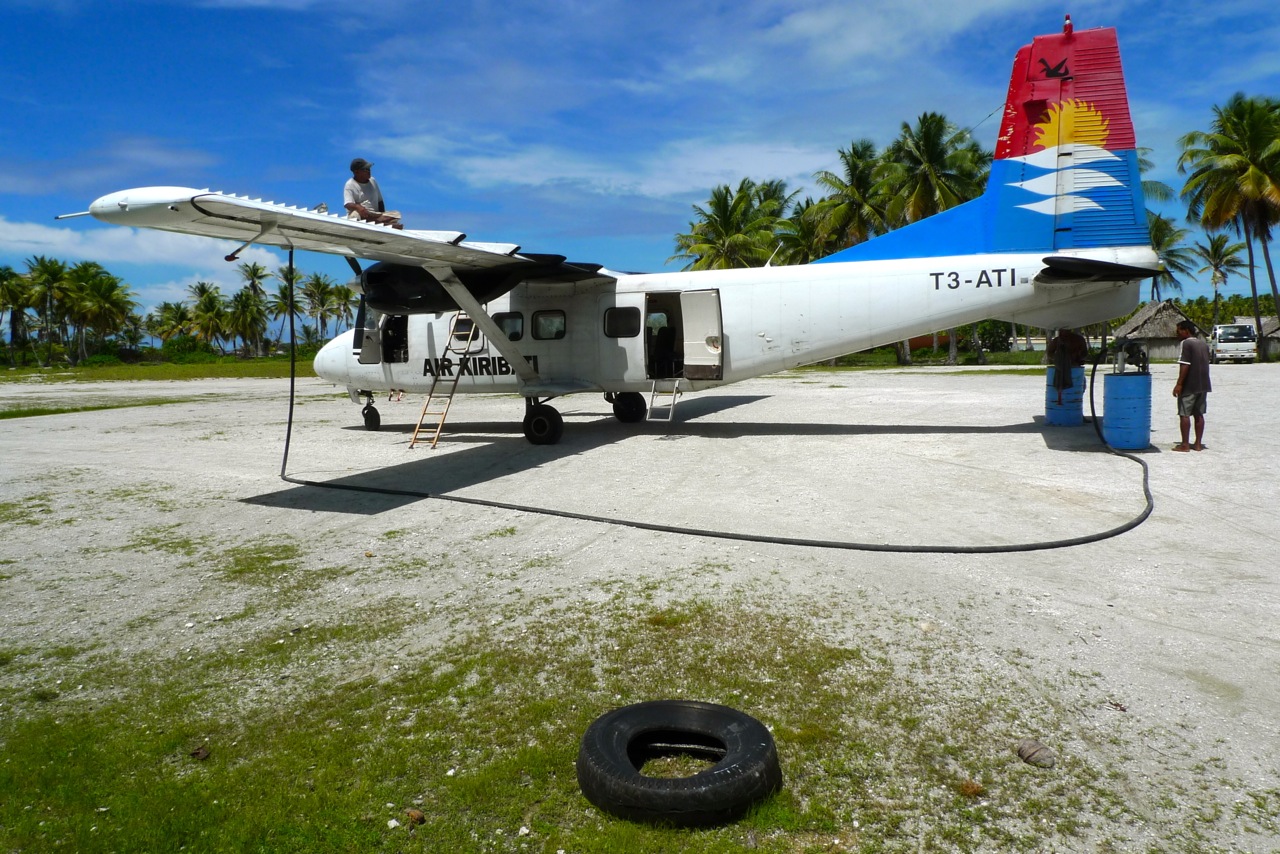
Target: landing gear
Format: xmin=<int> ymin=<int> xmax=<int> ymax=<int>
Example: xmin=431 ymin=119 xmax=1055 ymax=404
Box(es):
xmin=362 ymin=403 xmax=381 ymax=431
xmin=610 ymin=391 xmax=646 ymax=423
xmin=359 ymin=392 xmax=381 ymax=431
xmin=523 ymin=400 xmax=564 ymax=445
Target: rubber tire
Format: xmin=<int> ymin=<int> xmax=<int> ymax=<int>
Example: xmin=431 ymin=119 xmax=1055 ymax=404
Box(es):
xmin=362 ymin=404 xmax=381 ymax=431
xmin=612 ymin=392 xmax=647 ymax=423
xmin=576 ymin=700 xmax=782 ymax=827
xmin=522 ymin=404 xmax=564 ymax=445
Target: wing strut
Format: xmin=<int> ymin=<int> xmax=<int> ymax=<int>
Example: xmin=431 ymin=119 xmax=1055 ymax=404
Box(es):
xmin=426 ymin=265 xmax=542 ymax=385
xmin=224 ymin=219 xmax=279 ymax=262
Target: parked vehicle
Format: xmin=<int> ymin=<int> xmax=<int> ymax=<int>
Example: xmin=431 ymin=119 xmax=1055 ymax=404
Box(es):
xmin=1210 ymin=324 xmax=1257 ymax=363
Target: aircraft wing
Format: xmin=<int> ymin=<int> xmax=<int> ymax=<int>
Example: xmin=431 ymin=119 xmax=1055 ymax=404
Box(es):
xmin=87 ymin=186 xmax=615 ymax=285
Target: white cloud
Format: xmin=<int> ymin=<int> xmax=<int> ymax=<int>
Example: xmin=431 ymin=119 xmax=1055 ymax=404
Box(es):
xmin=367 ymin=129 xmax=835 ymax=201
xmin=0 ymin=216 xmax=278 ymax=269
xmin=2 ymin=136 xmax=218 ymax=196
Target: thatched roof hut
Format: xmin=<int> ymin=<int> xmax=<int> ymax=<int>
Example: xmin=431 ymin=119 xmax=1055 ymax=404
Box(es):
xmin=1112 ymin=300 xmax=1197 ymax=360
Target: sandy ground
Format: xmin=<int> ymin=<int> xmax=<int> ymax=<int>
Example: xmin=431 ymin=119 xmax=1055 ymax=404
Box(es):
xmin=2 ymin=363 xmax=1279 ymax=848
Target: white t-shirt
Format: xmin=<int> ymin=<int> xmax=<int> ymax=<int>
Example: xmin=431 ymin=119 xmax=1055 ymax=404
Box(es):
xmin=343 ymin=177 xmax=385 ymax=214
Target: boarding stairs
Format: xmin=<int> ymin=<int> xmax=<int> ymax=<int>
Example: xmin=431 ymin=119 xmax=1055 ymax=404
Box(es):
xmin=409 ymin=312 xmax=479 ymax=449
xmin=647 ymin=378 xmax=684 ymax=421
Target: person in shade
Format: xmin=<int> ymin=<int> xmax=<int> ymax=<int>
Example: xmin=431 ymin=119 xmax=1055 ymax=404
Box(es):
xmin=1172 ymin=320 xmax=1211 ymax=452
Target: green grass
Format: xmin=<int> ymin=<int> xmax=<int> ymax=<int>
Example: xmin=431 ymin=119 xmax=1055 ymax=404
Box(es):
xmin=0 ymin=396 xmax=220 ymax=419
xmin=8 ymin=594 xmax=1264 ymax=853
xmin=0 ymin=358 xmax=309 ymax=384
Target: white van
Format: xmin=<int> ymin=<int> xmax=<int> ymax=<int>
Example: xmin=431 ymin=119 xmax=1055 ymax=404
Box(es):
xmin=1209 ymin=324 xmax=1257 ymax=363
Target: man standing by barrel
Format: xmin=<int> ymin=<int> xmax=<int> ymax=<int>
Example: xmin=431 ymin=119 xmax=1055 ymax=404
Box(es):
xmin=1172 ymin=320 xmax=1211 ymax=452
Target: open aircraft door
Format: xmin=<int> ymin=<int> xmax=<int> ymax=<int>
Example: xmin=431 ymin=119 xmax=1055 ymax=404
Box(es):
xmin=681 ymin=289 xmax=723 ymax=381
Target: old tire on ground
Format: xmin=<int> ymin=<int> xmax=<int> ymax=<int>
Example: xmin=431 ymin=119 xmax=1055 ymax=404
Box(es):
xmin=576 ymin=700 xmax=782 ymax=827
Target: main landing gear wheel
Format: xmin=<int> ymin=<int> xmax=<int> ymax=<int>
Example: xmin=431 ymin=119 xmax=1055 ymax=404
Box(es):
xmin=362 ymin=404 xmax=381 ymax=431
xmin=576 ymin=700 xmax=783 ymax=827
xmin=611 ymin=391 xmax=647 ymax=423
xmin=523 ymin=403 xmax=564 ymax=445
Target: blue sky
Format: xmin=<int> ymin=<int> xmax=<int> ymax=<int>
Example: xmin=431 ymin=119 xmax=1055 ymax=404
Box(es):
xmin=2 ymin=0 xmax=1278 ymax=315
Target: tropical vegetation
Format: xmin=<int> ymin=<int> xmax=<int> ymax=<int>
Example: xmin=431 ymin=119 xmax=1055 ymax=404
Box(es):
xmin=0 ymin=257 xmax=355 ymax=368
xmin=672 ymin=96 xmax=1280 ymax=359
xmin=4 ymin=95 xmax=1278 ymax=367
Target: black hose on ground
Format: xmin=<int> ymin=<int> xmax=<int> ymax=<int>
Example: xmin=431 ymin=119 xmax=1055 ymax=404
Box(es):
xmin=279 ymin=342 xmax=1152 ymax=554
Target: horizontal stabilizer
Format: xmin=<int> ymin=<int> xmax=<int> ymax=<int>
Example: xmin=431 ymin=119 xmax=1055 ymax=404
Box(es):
xmin=1037 ymin=255 xmax=1160 ymax=282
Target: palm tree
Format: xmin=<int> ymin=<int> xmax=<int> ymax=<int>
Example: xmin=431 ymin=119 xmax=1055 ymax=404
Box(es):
xmin=236 ymin=261 xmax=271 ymax=297
xmin=669 ymin=178 xmax=784 ymax=270
xmin=189 ymin=283 xmax=228 ymax=353
xmin=876 ymin=112 xmax=989 ymax=227
xmin=877 ymin=113 xmax=991 ymax=362
xmin=0 ymin=265 xmax=31 ymax=366
xmin=1179 ymin=94 xmax=1280 ymax=358
xmin=227 ymin=287 xmax=269 ymax=355
xmin=300 ymin=273 xmax=341 ymax=339
xmin=813 ymin=138 xmax=887 ymax=250
xmin=63 ymin=261 xmax=131 ymax=362
xmin=1137 ymin=147 xmax=1176 ymax=205
xmin=267 ymin=281 xmax=296 ymax=346
xmin=147 ymin=301 xmax=194 ymax=342
xmin=71 ymin=264 xmax=137 ymax=361
xmin=330 ymin=283 xmax=358 ymax=331
xmin=1147 ymin=213 xmax=1197 ymax=301
xmin=24 ymin=256 xmax=73 ymax=366
xmin=1192 ymin=233 xmax=1248 ymax=327
xmin=774 ymin=198 xmax=835 ymax=265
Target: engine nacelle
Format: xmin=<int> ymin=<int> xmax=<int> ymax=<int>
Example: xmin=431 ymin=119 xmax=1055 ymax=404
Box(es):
xmin=360 ymin=262 xmax=519 ymax=313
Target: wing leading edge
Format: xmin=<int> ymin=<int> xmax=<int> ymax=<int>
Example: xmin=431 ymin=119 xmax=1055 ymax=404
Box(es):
xmin=87 ymin=186 xmax=616 ymax=287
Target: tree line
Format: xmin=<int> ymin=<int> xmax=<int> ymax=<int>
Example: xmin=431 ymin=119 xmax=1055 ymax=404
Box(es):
xmin=0 ymin=258 xmax=356 ymax=367
xmin=670 ymin=95 xmax=1280 ymax=358
xmin=3 ymin=96 xmax=1277 ymax=367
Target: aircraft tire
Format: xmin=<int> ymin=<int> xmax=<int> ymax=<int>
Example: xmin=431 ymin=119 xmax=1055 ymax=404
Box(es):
xmin=575 ymin=700 xmax=782 ymax=827
xmin=362 ymin=404 xmax=381 ymax=431
xmin=612 ymin=392 xmax=647 ymax=423
xmin=523 ymin=404 xmax=563 ymax=445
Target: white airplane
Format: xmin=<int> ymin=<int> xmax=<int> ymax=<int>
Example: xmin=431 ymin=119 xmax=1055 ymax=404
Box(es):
xmin=83 ymin=21 xmax=1157 ymax=445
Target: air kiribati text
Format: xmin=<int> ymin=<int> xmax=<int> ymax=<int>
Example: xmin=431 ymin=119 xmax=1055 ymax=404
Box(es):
xmin=423 ymin=355 xmax=537 ymax=377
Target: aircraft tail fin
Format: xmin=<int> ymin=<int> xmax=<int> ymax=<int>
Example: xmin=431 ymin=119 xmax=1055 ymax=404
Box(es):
xmin=817 ymin=20 xmax=1149 ymax=264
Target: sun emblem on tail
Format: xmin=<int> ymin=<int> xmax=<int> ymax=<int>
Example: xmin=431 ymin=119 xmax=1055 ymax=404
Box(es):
xmin=1033 ymin=99 xmax=1111 ymax=150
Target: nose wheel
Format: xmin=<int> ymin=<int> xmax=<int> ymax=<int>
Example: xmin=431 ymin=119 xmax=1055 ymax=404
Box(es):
xmin=362 ymin=401 xmax=381 ymax=431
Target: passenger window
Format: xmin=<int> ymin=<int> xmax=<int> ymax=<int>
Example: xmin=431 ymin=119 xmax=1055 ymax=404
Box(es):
xmin=604 ymin=307 xmax=641 ymax=338
xmin=494 ymin=312 xmax=523 ymax=341
xmin=452 ymin=317 xmax=476 ymax=341
xmin=533 ymin=311 xmax=566 ymax=340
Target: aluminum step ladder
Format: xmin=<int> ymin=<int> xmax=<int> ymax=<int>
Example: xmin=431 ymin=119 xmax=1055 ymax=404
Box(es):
xmin=647 ymin=378 xmax=683 ymax=421
xmin=409 ymin=312 xmax=479 ymax=449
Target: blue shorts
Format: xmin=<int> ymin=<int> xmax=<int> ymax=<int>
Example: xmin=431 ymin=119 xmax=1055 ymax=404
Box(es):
xmin=1177 ymin=393 xmax=1207 ymax=417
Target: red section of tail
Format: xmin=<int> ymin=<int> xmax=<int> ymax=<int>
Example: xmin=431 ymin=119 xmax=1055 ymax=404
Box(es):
xmin=994 ymin=26 xmax=1135 ymax=160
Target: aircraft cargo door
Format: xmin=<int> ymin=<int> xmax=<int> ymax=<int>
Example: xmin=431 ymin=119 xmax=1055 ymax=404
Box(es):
xmin=681 ymin=289 xmax=723 ymax=381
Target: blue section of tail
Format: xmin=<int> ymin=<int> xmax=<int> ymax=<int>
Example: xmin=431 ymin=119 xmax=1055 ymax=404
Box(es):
xmin=813 ymin=148 xmax=1148 ymax=264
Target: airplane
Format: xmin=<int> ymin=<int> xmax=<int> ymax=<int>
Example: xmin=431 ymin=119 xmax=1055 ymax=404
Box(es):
xmin=80 ymin=19 xmax=1158 ymax=446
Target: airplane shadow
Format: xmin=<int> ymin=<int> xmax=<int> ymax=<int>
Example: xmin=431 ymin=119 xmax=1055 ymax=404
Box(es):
xmin=243 ymin=396 xmax=1105 ymax=516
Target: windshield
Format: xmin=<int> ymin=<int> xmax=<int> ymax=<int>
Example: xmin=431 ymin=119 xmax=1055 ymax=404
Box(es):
xmin=1216 ymin=325 xmax=1256 ymax=342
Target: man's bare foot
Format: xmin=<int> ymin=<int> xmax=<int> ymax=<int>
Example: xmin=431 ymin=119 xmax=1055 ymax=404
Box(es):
xmin=1172 ymin=444 xmax=1191 ymax=452
xmin=1193 ymin=443 xmax=1206 ymax=451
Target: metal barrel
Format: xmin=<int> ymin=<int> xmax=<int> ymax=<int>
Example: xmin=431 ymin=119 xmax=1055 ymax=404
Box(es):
xmin=1045 ymin=366 xmax=1085 ymax=426
xmin=1101 ymin=371 xmax=1152 ymax=450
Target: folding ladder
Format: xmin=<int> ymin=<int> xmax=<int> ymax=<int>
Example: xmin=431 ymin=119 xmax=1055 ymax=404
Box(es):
xmin=409 ymin=312 xmax=479 ymax=449
xmin=647 ymin=378 xmax=683 ymax=421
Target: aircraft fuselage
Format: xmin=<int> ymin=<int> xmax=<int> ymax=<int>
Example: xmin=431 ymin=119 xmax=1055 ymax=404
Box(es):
xmin=313 ymin=250 xmax=1144 ymax=399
